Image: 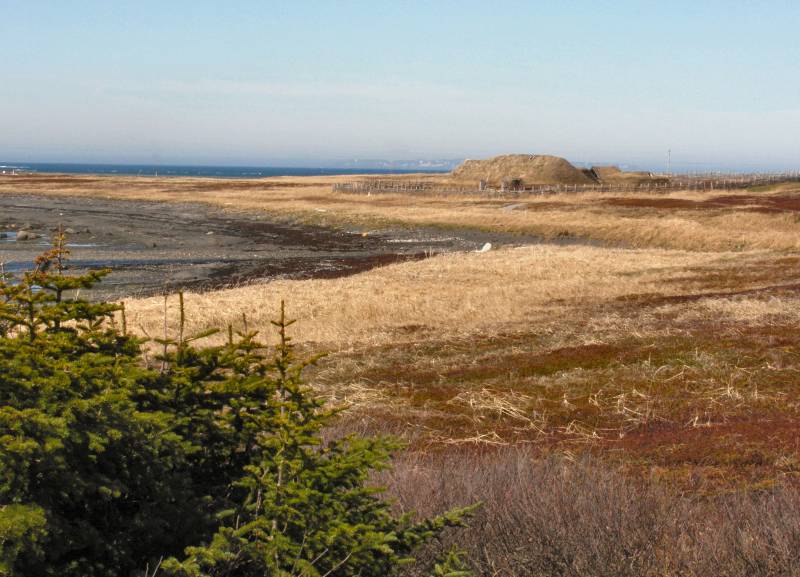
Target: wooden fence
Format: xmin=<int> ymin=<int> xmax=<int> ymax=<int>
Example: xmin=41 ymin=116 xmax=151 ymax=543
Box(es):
xmin=332 ymin=172 xmax=800 ymax=197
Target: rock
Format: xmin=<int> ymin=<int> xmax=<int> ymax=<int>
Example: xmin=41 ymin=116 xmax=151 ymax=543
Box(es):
xmin=64 ymin=227 xmax=76 ymax=234
xmin=476 ymin=242 xmax=492 ymax=253
xmin=206 ymin=231 xmax=215 ymax=235
xmin=16 ymin=230 xmax=38 ymax=241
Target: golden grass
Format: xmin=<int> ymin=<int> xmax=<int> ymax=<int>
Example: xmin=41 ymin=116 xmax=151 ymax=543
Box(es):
xmin=123 ymin=245 xmax=739 ymax=348
xmin=3 ymin=174 xmax=800 ymax=251
xmin=674 ymin=295 xmax=800 ymax=324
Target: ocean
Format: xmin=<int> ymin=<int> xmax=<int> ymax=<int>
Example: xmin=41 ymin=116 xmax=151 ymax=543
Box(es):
xmin=0 ymin=162 xmax=448 ymax=178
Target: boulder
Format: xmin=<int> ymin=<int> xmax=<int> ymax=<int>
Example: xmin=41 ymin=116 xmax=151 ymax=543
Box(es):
xmin=16 ymin=230 xmax=38 ymax=241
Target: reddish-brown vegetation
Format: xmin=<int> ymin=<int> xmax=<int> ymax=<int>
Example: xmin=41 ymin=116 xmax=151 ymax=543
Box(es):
xmin=604 ymin=193 xmax=800 ymax=213
xmin=383 ymin=449 xmax=800 ymax=577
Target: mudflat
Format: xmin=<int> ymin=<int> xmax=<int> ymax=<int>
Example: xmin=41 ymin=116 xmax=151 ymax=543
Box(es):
xmin=0 ymin=192 xmax=537 ymax=298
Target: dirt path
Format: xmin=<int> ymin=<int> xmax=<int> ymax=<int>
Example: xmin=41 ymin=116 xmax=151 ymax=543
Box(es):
xmin=0 ymin=194 xmax=545 ymax=298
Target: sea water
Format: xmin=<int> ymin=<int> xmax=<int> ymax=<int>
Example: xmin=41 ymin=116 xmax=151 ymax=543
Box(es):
xmin=0 ymin=163 xmax=447 ymax=178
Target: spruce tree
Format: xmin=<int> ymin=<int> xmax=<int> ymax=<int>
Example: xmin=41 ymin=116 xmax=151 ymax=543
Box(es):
xmin=0 ymin=232 xmax=194 ymax=576
xmin=161 ymin=302 xmax=474 ymax=577
xmin=0 ymin=237 xmax=474 ymax=577
xmin=428 ymin=548 xmax=473 ymax=577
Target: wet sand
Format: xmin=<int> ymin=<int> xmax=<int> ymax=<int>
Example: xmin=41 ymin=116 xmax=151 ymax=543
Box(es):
xmin=0 ymin=194 xmax=540 ymax=298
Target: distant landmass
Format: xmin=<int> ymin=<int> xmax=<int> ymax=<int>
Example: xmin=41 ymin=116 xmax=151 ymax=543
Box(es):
xmin=336 ymin=159 xmax=462 ymax=171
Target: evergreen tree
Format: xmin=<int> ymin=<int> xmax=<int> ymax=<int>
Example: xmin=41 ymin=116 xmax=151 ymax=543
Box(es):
xmin=428 ymin=548 xmax=473 ymax=577
xmin=0 ymin=233 xmax=194 ymax=576
xmin=0 ymin=238 xmax=474 ymax=577
xmin=161 ymin=302 xmax=473 ymax=577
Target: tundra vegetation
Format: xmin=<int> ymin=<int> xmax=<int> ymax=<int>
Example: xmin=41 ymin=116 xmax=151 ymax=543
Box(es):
xmin=2 ymin=174 xmax=800 ymax=575
xmin=0 ymin=234 xmax=472 ymax=577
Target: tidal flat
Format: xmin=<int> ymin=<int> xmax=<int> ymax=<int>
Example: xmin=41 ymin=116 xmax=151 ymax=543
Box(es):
xmin=0 ymin=191 xmax=538 ymax=298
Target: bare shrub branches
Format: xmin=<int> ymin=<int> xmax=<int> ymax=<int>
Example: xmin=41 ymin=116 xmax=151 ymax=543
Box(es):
xmin=382 ymin=448 xmax=800 ymax=577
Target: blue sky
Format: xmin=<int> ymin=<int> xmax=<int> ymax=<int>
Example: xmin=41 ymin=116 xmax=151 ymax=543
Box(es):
xmin=1 ymin=0 xmax=799 ymax=169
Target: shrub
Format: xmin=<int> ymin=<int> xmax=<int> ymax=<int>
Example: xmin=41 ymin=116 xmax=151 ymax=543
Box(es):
xmin=381 ymin=448 xmax=800 ymax=577
xmin=0 ymin=236 xmax=191 ymax=576
xmin=0 ymin=236 xmax=473 ymax=577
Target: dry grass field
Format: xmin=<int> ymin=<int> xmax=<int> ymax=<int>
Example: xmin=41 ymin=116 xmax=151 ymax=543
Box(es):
xmin=3 ymin=173 xmax=800 ymax=251
xmin=126 ymin=245 xmax=800 ymax=490
xmin=4 ymin=173 xmax=800 ymax=491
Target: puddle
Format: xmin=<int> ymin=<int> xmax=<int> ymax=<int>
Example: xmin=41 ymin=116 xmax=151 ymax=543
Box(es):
xmin=1 ymin=230 xmax=101 ymax=249
xmin=0 ymin=231 xmax=50 ymax=246
xmin=0 ymin=256 xmax=236 ymax=275
xmin=1 ymin=262 xmax=32 ymax=274
xmin=387 ymin=237 xmax=458 ymax=244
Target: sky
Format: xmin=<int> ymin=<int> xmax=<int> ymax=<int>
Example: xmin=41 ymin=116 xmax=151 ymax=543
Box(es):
xmin=1 ymin=0 xmax=799 ymax=170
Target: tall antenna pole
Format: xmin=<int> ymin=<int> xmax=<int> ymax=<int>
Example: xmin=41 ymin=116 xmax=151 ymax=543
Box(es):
xmin=667 ymin=149 xmax=672 ymax=177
